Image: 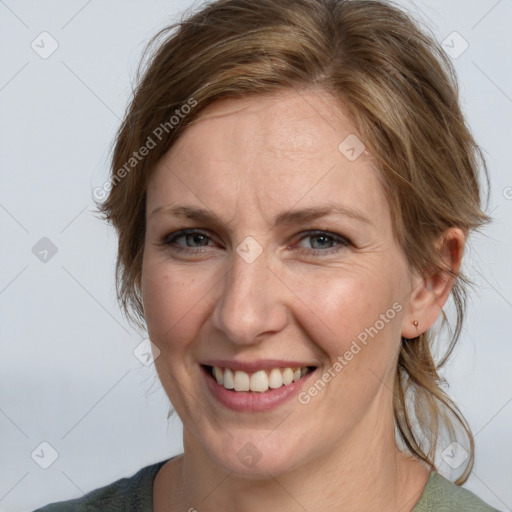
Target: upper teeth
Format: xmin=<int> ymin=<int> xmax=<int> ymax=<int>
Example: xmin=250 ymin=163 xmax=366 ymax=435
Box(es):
xmin=211 ymin=366 xmax=310 ymax=393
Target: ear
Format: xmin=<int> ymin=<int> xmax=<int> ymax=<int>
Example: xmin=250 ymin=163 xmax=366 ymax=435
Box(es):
xmin=401 ymin=227 xmax=466 ymax=339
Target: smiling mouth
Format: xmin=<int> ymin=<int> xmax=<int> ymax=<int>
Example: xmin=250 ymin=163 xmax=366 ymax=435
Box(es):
xmin=202 ymin=364 xmax=317 ymax=393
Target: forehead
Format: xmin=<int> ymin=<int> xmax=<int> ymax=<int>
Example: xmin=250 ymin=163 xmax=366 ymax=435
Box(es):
xmin=148 ymin=88 xmax=389 ymax=231
xmin=186 ymin=89 xmax=355 ymax=158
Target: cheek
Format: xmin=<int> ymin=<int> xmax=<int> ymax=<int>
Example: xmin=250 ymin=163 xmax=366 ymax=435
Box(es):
xmin=141 ymin=258 xmax=206 ymax=346
xmin=293 ymin=273 xmax=405 ymax=411
xmin=290 ymin=269 xmax=401 ymax=347
xmin=141 ymin=260 xmax=207 ymax=405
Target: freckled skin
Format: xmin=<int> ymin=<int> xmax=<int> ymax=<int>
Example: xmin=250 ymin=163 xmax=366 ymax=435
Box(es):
xmin=143 ymin=88 xmax=463 ymax=512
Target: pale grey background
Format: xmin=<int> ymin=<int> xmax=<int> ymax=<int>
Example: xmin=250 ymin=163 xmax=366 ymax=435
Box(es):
xmin=0 ymin=1 xmax=510 ymax=511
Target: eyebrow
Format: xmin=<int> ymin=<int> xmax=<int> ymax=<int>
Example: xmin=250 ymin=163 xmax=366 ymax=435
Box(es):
xmin=150 ymin=203 xmax=373 ymax=229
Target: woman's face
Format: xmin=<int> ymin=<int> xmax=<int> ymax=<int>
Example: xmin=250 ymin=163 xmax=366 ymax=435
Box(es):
xmin=142 ymin=88 xmax=417 ymax=476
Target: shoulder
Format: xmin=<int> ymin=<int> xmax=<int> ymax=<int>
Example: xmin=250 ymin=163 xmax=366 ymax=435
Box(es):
xmin=412 ymin=471 xmax=503 ymax=512
xmin=32 ymin=459 xmax=169 ymax=512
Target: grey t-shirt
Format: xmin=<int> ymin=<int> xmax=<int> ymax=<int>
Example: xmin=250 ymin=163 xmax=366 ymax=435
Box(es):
xmin=33 ymin=458 xmax=502 ymax=511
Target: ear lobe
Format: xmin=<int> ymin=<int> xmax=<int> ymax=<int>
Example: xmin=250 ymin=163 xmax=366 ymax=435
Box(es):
xmin=401 ymin=227 xmax=466 ymax=339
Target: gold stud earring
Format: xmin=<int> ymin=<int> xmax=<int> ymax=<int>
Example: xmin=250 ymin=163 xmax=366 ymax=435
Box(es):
xmin=413 ymin=320 xmax=419 ymax=329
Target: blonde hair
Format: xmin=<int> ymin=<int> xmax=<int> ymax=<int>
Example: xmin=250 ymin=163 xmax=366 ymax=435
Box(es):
xmin=98 ymin=0 xmax=491 ymax=484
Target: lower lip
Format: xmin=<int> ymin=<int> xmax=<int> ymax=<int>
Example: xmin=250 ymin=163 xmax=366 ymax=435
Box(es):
xmin=202 ymin=366 xmax=316 ymax=412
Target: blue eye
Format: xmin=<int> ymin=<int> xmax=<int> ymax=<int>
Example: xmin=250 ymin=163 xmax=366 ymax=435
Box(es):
xmin=163 ymin=229 xmax=350 ymax=257
xmin=295 ymin=230 xmax=350 ymax=257
xmin=164 ymin=230 xmax=212 ymax=251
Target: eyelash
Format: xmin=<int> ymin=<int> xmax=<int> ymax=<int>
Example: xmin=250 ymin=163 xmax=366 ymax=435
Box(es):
xmin=162 ymin=229 xmax=350 ymax=258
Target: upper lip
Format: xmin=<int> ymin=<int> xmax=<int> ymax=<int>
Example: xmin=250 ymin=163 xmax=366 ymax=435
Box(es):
xmin=200 ymin=359 xmax=318 ymax=372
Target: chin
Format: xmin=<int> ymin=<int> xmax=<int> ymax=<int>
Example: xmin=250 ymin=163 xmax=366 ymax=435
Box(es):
xmin=204 ymin=433 xmax=308 ymax=479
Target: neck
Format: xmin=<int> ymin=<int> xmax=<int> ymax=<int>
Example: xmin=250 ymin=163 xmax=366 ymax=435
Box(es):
xmin=155 ymin=399 xmax=430 ymax=512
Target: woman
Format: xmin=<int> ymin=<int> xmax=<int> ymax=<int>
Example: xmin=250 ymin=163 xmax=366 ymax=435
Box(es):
xmin=34 ymin=0 xmax=501 ymax=510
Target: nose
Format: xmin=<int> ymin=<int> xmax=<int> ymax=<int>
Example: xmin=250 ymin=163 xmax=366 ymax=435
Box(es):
xmin=211 ymin=247 xmax=289 ymax=346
